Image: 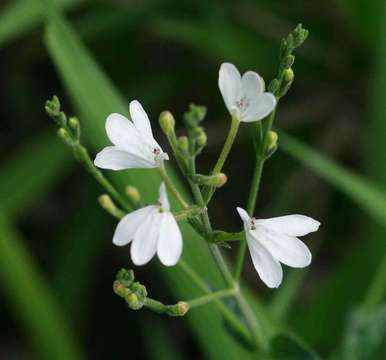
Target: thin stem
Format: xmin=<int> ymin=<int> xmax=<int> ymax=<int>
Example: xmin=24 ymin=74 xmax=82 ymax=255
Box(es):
xmin=74 ymin=146 xmax=132 ymax=212
xmin=179 ymin=260 xmax=253 ymax=345
xmin=211 ymin=230 xmax=244 ymax=243
xmin=213 ymin=115 xmax=240 ymax=174
xmin=159 ymin=163 xmax=189 ymax=209
xmin=143 ymin=298 xmax=187 ymax=317
xmin=234 ymin=109 xmax=276 ymax=281
xmin=188 ymin=287 xmax=236 ymax=309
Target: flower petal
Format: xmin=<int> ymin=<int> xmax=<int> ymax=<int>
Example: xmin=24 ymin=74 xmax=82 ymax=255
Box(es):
xmin=157 ymin=213 xmax=183 ymax=266
xmin=255 ymin=227 xmax=312 ymax=268
xmin=113 ymin=206 xmax=156 ymax=246
xmin=105 ymin=113 xmax=142 ymax=151
xmin=258 ymin=215 xmax=320 ymax=237
xmin=218 ymin=63 xmax=241 ymax=112
xmin=158 ymin=183 xmax=170 ymax=211
xmin=240 ymin=93 xmax=276 ymax=122
xmin=236 ymin=207 xmax=250 ymax=223
xmin=94 ymin=146 xmax=155 ymax=170
xmin=246 ymin=231 xmax=283 ymax=288
xmin=241 ymin=71 xmax=265 ymax=97
xmin=129 ymin=100 xmax=154 ymax=139
xmin=130 ymin=210 xmax=161 ymax=265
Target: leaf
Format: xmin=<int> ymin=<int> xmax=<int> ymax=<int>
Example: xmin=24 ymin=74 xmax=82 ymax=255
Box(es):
xmin=0 ymin=210 xmax=83 ymax=360
xmin=0 ymin=0 xmax=84 ymax=47
xmin=43 ymin=9 xmax=274 ymax=359
xmin=0 ymin=133 xmax=72 ymax=216
xmin=336 ymin=305 xmax=386 ymax=360
xmin=279 ymin=131 xmax=386 ymax=227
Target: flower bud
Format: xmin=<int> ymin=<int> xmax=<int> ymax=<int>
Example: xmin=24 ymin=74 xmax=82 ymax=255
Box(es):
xmin=176 ymin=301 xmax=189 ymax=316
xmin=283 ymin=54 xmax=295 ymax=69
xmin=57 ymin=128 xmax=73 ymax=146
xmin=98 ymin=194 xmax=115 ymax=212
xmin=159 ymin=111 xmax=175 ymax=136
xmin=125 ymin=185 xmax=141 ymax=204
xmin=69 ymin=116 xmax=79 ymax=130
xmin=116 ymin=268 xmax=135 ymax=287
xmin=283 ymin=68 xmax=294 ymax=83
xmin=126 ymin=293 xmax=143 ymax=310
xmin=265 ymin=131 xmax=279 ymax=158
xmin=177 ymin=136 xmax=189 ymax=153
xmin=113 ymin=280 xmax=129 ymax=298
xmin=193 ymin=173 xmax=227 ymax=187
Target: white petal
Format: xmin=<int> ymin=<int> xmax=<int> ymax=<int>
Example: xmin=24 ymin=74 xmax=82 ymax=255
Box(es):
xmin=236 ymin=207 xmax=250 ymax=223
xmin=218 ymin=63 xmax=241 ymax=112
xmin=254 ymin=226 xmax=312 ymax=268
xmin=105 ymin=113 xmax=142 ymax=151
xmin=240 ymin=93 xmax=276 ymax=122
xmin=258 ymin=215 xmax=320 ymax=237
xmin=246 ymin=232 xmax=283 ymax=288
xmin=94 ymin=146 xmax=155 ymax=170
xmin=130 ymin=210 xmax=161 ymax=266
xmin=113 ymin=206 xmax=156 ymax=246
xmin=157 ymin=213 xmax=183 ymax=266
xmin=129 ymin=100 xmax=154 ymax=139
xmin=158 ymin=183 xmax=170 ymax=211
xmin=241 ymin=71 xmax=265 ymax=97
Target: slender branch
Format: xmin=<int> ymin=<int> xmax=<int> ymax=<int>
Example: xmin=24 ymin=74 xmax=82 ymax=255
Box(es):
xmin=188 ymin=287 xmax=237 ymax=309
xmin=159 ymin=163 xmax=189 ymax=209
xmin=234 ymin=109 xmax=276 ymax=281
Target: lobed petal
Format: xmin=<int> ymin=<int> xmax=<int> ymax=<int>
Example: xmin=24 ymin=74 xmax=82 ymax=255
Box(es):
xmin=218 ymin=63 xmax=241 ymax=113
xmin=258 ymin=215 xmax=320 ymax=237
xmin=240 ymin=93 xmax=276 ymax=122
xmin=157 ymin=213 xmax=183 ymax=266
xmin=241 ymin=71 xmax=265 ymax=97
xmin=129 ymin=100 xmax=154 ymax=139
xmin=130 ymin=210 xmax=161 ymax=266
xmin=113 ymin=206 xmax=156 ymax=246
xmin=158 ymin=183 xmax=170 ymax=211
xmin=236 ymin=207 xmax=250 ymax=223
xmin=246 ymin=232 xmax=283 ymax=288
xmin=94 ymin=146 xmax=155 ymax=170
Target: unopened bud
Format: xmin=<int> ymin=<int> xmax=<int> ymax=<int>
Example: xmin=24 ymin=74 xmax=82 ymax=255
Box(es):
xmin=177 ymin=136 xmax=189 ymax=153
xmin=265 ymin=131 xmax=279 ymax=158
xmin=213 ymin=173 xmax=227 ymax=187
xmin=283 ymin=54 xmax=295 ymax=69
xmin=69 ymin=116 xmax=79 ymax=129
xmin=57 ymin=128 xmax=73 ymax=146
xmin=98 ymin=194 xmax=115 ymax=212
xmin=126 ymin=185 xmax=141 ymax=203
xmin=268 ymin=79 xmax=280 ymax=94
xmin=176 ymin=301 xmax=189 ymax=316
xmin=193 ymin=173 xmax=227 ymax=187
xmin=283 ymin=68 xmax=294 ymax=83
xmin=159 ymin=111 xmax=175 ymax=136
xmin=126 ymin=293 xmax=143 ymax=310
xmin=116 ymin=268 xmax=135 ymax=287
xmin=197 ymin=131 xmax=207 ymax=147
xmin=113 ymin=280 xmax=129 ymax=298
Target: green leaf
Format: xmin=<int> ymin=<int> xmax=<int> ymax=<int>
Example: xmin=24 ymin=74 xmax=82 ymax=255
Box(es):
xmin=279 ymin=131 xmax=386 ymax=227
xmin=336 ymin=305 xmax=386 ymax=360
xmin=0 ymin=211 xmax=83 ymax=360
xmin=0 ymin=0 xmax=84 ymax=47
xmin=43 ymin=9 xmax=275 ymax=359
xmin=0 ymin=133 xmax=72 ymax=216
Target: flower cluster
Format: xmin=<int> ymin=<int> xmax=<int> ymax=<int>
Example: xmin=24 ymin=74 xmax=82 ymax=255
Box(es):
xmin=93 ymin=62 xmax=320 ymax=288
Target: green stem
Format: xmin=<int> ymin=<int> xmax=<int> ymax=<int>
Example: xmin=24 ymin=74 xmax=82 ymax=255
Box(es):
xmin=188 ymin=287 xmax=237 ymax=309
xmin=74 ymin=145 xmax=132 ymax=212
xmin=144 ymin=298 xmax=187 ymax=317
xmin=213 ymin=115 xmax=240 ymax=174
xmin=234 ymin=109 xmax=276 ymax=281
xmin=211 ymin=230 xmax=244 ymax=243
xmin=159 ymin=163 xmax=189 ymax=209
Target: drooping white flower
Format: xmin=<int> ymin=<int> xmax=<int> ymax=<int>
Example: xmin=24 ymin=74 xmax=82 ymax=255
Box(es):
xmin=113 ymin=183 xmax=182 ymax=266
xmin=94 ymin=100 xmax=168 ymax=170
xmin=218 ymin=63 xmax=276 ymax=122
xmin=237 ymin=207 xmax=320 ymax=288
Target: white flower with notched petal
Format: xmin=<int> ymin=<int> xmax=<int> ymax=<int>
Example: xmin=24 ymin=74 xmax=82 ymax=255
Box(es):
xmin=94 ymin=100 xmax=168 ymax=170
xmin=219 ymin=62 xmax=277 ymax=122
xmin=113 ymin=183 xmax=182 ymax=266
xmin=237 ymin=207 xmax=320 ymax=288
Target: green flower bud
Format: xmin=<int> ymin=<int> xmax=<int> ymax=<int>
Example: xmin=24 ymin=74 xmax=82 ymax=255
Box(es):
xmin=193 ymin=173 xmax=227 ymax=187
xmin=176 ymin=301 xmax=189 ymax=316
xmin=125 ymin=185 xmax=141 ymax=203
xmin=98 ymin=194 xmax=115 ymax=212
xmin=69 ymin=116 xmax=79 ymax=130
xmin=116 ymin=269 xmax=135 ymax=287
xmin=283 ymin=68 xmax=294 ymax=83
xmin=283 ymin=54 xmax=295 ymax=69
xmin=265 ymin=131 xmax=279 ymax=158
xmin=159 ymin=111 xmax=175 ymax=136
xmin=57 ymin=128 xmax=73 ymax=146
xmin=268 ymin=79 xmax=280 ymax=94
xmin=177 ymin=136 xmax=189 ymax=153
xmin=197 ymin=130 xmax=207 ymax=147
xmin=126 ymin=293 xmax=143 ymax=310
xmin=113 ymin=280 xmax=129 ymax=298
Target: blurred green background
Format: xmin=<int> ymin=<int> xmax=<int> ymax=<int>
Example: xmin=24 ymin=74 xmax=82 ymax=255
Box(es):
xmin=1 ymin=0 xmax=386 ymax=359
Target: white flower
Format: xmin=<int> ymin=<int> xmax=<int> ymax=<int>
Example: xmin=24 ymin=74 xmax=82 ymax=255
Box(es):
xmin=218 ymin=62 xmax=276 ymax=122
xmin=113 ymin=183 xmax=183 ymax=266
xmin=94 ymin=100 xmax=168 ymax=170
xmin=236 ymin=207 xmax=320 ymax=288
